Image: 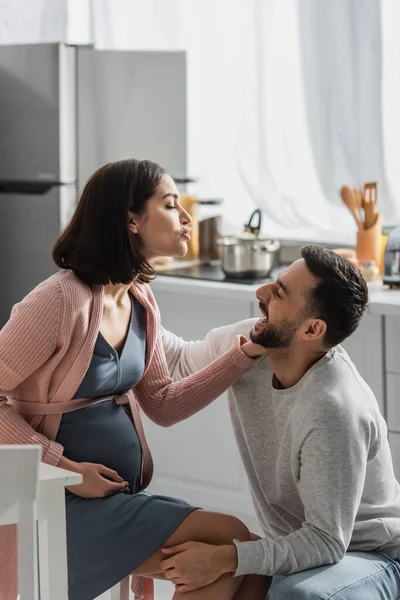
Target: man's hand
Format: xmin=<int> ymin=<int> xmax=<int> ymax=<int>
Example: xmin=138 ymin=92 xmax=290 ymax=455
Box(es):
xmin=161 ymin=541 xmax=238 ymax=592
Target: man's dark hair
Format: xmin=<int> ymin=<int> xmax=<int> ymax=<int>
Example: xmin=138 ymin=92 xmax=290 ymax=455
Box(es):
xmin=301 ymin=244 xmax=368 ymax=347
xmin=53 ymin=158 xmax=166 ymax=285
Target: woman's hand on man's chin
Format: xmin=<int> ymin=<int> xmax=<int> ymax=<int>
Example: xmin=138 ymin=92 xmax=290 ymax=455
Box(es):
xmin=240 ymin=339 xmax=268 ymax=358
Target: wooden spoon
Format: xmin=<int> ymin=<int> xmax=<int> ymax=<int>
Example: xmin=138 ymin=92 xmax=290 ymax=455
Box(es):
xmin=353 ymin=187 xmax=364 ymax=227
xmin=363 ymin=182 xmax=378 ymax=230
xmin=340 ymin=186 xmax=363 ymax=230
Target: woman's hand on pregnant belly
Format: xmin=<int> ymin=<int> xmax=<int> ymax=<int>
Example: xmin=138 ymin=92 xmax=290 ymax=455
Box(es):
xmin=58 ymin=456 xmax=129 ymax=499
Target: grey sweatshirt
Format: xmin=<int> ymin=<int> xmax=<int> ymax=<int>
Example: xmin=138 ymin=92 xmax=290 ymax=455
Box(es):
xmin=162 ymin=319 xmax=400 ymax=576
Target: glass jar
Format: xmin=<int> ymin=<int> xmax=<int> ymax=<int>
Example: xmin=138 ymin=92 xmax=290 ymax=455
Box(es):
xmin=197 ymin=199 xmax=223 ymax=263
xmin=360 ymin=260 xmax=380 ymax=282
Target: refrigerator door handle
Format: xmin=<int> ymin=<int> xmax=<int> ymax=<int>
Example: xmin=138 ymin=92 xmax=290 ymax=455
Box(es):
xmin=0 ymin=181 xmax=71 ymax=195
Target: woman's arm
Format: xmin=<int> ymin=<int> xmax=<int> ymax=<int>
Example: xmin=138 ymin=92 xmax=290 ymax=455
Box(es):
xmin=135 ymin=319 xmax=259 ymax=427
xmin=0 ymin=285 xmax=64 ymax=465
xmin=162 ymin=319 xmax=258 ymax=380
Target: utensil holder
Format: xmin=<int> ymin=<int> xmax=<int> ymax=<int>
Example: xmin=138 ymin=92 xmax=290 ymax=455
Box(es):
xmin=356 ymin=213 xmax=382 ymax=267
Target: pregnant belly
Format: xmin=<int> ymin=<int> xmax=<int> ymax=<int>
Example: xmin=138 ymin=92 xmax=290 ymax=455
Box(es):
xmin=56 ymin=400 xmax=142 ymax=491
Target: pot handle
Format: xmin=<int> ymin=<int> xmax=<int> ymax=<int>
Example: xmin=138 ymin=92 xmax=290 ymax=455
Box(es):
xmin=251 ymin=240 xmax=281 ymax=253
xmin=244 ymin=209 xmax=262 ymax=236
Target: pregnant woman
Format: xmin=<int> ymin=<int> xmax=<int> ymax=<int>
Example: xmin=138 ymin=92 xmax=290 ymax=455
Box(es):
xmin=0 ymin=159 xmax=268 ymax=600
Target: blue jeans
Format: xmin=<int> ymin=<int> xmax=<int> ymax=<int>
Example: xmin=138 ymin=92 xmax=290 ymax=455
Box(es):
xmin=268 ymin=552 xmax=400 ymax=599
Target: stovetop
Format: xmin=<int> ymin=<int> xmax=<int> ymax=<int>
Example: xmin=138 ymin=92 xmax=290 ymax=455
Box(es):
xmin=156 ymin=262 xmax=283 ymax=285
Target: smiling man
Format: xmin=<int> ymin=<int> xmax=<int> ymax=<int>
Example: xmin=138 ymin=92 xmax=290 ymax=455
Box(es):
xmin=160 ymin=245 xmax=400 ymax=599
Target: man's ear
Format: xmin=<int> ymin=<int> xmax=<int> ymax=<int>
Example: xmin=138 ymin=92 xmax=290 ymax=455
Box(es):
xmin=300 ymin=318 xmax=327 ymax=342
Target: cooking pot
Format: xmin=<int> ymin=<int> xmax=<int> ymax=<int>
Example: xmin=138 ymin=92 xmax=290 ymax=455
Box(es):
xmin=218 ymin=235 xmax=280 ymax=278
xmin=218 ymin=210 xmax=280 ymax=278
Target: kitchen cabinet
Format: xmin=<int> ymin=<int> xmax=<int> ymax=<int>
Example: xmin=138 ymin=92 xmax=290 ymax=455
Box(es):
xmin=387 ymin=374 xmax=400 ymax=432
xmin=341 ymin=313 xmax=384 ymax=412
xmin=389 ymin=433 xmax=400 ymax=482
xmin=143 ymin=286 xmax=259 ymax=530
xmin=385 ymin=317 xmax=400 ymax=375
xmin=384 ymin=316 xmax=400 ymax=469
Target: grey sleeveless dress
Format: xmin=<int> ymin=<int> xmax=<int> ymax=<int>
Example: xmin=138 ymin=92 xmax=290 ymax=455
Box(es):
xmin=55 ymin=295 xmax=196 ymax=600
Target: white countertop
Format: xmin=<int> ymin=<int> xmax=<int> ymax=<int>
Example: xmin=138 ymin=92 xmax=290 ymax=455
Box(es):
xmin=367 ymin=288 xmax=400 ymax=316
xmin=151 ymin=275 xmax=400 ymax=317
xmin=39 ymin=463 xmax=82 ymax=490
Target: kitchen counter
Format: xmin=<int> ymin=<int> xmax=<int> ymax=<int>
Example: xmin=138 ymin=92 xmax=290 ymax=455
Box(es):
xmin=152 ymin=273 xmax=400 ymax=316
xmin=367 ymin=287 xmax=400 ymax=316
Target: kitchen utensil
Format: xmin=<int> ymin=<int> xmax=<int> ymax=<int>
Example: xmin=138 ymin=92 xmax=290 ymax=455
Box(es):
xmin=356 ymin=212 xmax=382 ymax=270
xmin=340 ymin=186 xmax=363 ymax=230
xmin=244 ymin=209 xmax=262 ymax=236
xmin=353 ymin=187 xmax=364 ymax=225
xmin=353 ymin=187 xmax=363 ymax=208
xmin=217 ymin=236 xmax=280 ymax=279
xmin=362 ymin=182 xmax=378 ymax=230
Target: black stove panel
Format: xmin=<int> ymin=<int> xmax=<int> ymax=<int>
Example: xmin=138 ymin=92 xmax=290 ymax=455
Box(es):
xmin=156 ymin=262 xmax=284 ymax=285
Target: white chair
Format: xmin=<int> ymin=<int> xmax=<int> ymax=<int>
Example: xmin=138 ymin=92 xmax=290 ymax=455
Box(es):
xmin=0 ymin=445 xmax=83 ymax=600
xmin=0 ymin=445 xmax=41 ymax=600
xmin=97 ymin=579 xmax=173 ymax=600
xmin=36 ymin=462 xmax=82 ymax=600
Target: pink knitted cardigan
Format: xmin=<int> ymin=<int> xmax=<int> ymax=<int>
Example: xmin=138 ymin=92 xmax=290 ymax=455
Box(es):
xmin=0 ymin=270 xmax=253 ymax=600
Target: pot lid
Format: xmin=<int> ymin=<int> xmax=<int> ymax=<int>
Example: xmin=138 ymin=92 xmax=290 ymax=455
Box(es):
xmin=218 ymin=236 xmax=280 ymax=249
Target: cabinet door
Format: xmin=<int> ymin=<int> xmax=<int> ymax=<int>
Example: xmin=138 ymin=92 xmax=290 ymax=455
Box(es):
xmin=385 ymin=317 xmax=400 ymax=375
xmin=387 ymin=374 xmax=400 ymax=433
xmin=389 ymin=433 xmax=400 ymax=482
xmin=341 ymin=313 xmax=384 ymax=415
xmin=144 ymin=289 xmax=259 ymax=530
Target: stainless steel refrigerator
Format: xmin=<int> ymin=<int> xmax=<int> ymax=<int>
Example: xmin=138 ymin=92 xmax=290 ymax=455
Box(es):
xmin=0 ymin=43 xmax=187 ymax=326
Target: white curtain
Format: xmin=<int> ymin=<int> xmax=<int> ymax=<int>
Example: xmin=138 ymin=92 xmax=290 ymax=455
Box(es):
xmin=91 ymin=0 xmax=400 ymax=244
xmin=0 ymin=0 xmax=67 ymax=43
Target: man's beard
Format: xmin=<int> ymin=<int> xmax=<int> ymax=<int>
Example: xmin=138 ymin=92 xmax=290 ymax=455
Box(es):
xmin=250 ymin=318 xmax=299 ymax=350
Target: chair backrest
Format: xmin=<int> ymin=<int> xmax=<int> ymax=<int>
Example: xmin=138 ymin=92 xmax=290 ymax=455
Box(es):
xmin=0 ymin=445 xmax=41 ymax=600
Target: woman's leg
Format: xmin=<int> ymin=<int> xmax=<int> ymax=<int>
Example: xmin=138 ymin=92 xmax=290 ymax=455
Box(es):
xmin=233 ymin=574 xmax=271 ymax=599
xmin=133 ymin=509 xmax=266 ymax=600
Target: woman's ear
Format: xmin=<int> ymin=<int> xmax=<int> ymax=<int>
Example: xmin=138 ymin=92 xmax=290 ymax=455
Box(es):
xmin=128 ymin=212 xmax=139 ymax=234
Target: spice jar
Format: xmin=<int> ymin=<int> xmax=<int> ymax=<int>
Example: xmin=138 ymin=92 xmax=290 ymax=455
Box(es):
xmin=360 ymin=260 xmax=380 ymax=282
xmin=197 ymin=199 xmax=223 ymax=263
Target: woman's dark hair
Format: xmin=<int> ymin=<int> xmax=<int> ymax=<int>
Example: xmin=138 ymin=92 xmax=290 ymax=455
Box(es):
xmin=53 ymin=158 xmax=166 ymax=285
xmin=301 ymin=244 xmax=368 ymax=347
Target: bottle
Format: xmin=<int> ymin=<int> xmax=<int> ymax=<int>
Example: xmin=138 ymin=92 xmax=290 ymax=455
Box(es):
xmin=360 ymin=260 xmax=380 ymax=282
